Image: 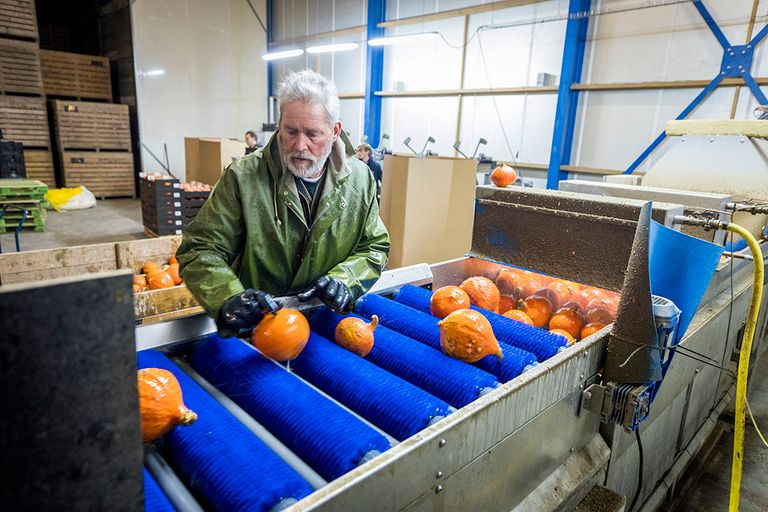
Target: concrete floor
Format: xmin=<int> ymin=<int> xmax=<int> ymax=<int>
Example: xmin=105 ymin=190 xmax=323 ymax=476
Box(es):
xmin=4 ymin=198 xmax=768 ymax=511
xmin=0 ymin=198 xmax=146 ymax=253
xmin=666 ymin=352 xmax=768 ymax=511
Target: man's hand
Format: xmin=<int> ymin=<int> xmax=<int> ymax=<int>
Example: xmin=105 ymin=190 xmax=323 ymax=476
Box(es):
xmin=297 ymin=276 xmax=352 ymax=313
xmin=217 ymin=289 xmax=279 ymax=338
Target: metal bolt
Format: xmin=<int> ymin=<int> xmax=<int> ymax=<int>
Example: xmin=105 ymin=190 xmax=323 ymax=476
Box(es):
xmin=570 ymin=447 xmax=575 ymax=453
xmin=681 ymin=137 xmax=686 ymax=142
xmin=709 ymin=138 xmax=715 ymax=142
xmin=740 ymin=138 xmax=745 ymax=143
xmin=695 ymin=368 xmax=701 ymax=374
xmin=579 ymin=384 xmax=584 ymax=390
xmin=748 ymin=44 xmax=752 ymax=49
xmin=439 ymin=438 xmax=447 ymax=448
xmin=436 ymin=471 xmax=443 ymax=479
xmin=580 ymin=374 xmax=584 ymax=379
xmin=727 ymin=65 xmax=732 ymax=69
xmin=742 ymin=49 xmax=747 ymax=55
xmin=584 ymin=391 xmax=593 ymax=401
xmin=721 ymin=72 xmax=726 ymax=76
xmin=435 ymin=485 xmax=444 ymax=494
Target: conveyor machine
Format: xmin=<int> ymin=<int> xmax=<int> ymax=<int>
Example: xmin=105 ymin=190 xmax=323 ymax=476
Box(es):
xmin=1 ymin=185 xmax=765 ymax=512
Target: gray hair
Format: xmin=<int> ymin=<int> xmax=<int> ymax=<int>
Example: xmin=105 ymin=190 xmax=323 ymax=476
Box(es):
xmin=276 ymin=69 xmax=340 ymax=127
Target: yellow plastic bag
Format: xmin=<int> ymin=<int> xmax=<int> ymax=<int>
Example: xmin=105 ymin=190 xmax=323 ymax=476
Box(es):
xmin=45 ymin=187 xmax=83 ymax=211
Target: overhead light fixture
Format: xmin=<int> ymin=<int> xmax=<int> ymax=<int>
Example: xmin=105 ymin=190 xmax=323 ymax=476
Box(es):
xmin=368 ymin=32 xmax=439 ymax=47
xmin=144 ymin=69 xmax=165 ymax=77
xmin=262 ymin=49 xmax=304 ymax=61
xmin=306 ymin=42 xmax=359 ymax=54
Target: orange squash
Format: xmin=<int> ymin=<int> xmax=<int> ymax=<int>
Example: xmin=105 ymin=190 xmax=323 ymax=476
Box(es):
xmin=335 ymin=315 xmax=377 ymax=357
xmin=490 ymin=162 xmax=518 ymax=187
xmin=169 ymin=255 xmax=178 ymax=265
xmin=503 ymin=309 xmax=534 ymax=326
xmin=587 ymin=307 xmax=614 ymax=325
xmin=142 ymin=261 xmax=160 ymax=275
xmin=134 ymin=275 xmax=147 ymax=287
xmin=166 ymin=263 xmax=183 ymax=285
xmin=148 ymin=271 xmax=175 ymax=290
xmin=586 ymin=297 xmax=618 ymax=316
xmin=534 ymin=287 xmax=562 ymax=311
xmin=575 ymin=287 xmax=604 ymax=308
xmin=549 ymin=307 xmax=585 ymax=339
xmin=498 ymin=295 xmax=517 ymax=314
xmin=581 ymin=322 xmax=606 ymax=339
xmin=520 ymin=295 xmax=554 ymax=328
xmin=438 ymin=309 xmax=502 ymax=363
xmin=550 ymin=329 xmax=576 ymax=346
xmin=495 ymin=268 xmax=538 ymax=299
xmin=430 ymin=285 xmax=472 ymax=319
xmin=251 ymin=308 xmax=310 ymax=361
xmin=138 ymin=368 xmax=197 ymax=443
xmin=460 ymin=276 xmax=501 ymax=312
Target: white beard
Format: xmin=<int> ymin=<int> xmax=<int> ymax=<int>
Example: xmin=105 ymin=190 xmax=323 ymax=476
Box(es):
xmin=282 ymin=138 xmax=334 ymax=179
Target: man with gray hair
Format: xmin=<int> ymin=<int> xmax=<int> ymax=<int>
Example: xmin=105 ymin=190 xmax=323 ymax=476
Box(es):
xmin=177 ymin=70 xmax=390 ymax=337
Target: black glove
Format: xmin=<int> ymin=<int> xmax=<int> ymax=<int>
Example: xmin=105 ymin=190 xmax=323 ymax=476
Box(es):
xmin=217 ymin=289 xmax=279 ymax=338
xmin=297 ymin=276 xmax=352 ymax=313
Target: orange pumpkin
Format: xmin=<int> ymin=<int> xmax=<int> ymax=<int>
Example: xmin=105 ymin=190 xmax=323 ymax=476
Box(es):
xmin=550 ymin=329 xmax=576 ymax=346
xmin=133 ymin=275 xmax=147 ymax=287
xmin=495 ymin=268 xmax=539 ymax=299
xmin=490 ymin=162 xmax=518 ymax=187
xmin=549 ymin=307 xmax=585 ymax=339
xmin=503 ymin=309 xmax=534 ymax=326
xmin=581 ymin=322 xmax=606 ymax=339
xmin=534 ymin=287 xmax=562 ymax=311
xmin=166 ymin=263 xmax=183 ymax=285
xmin=169 ymin=255 xmax=178 ymax=265
xmin=148 ymin=271 xmax=175 ymax=290
xmin=430 ymin=286 xmax=472 ymax=319
xmin=520 ymin=295 xmax=554 ymax=328
xmin=587 ymin=307 xmax=614 ymax=325
xmin=138 ymin=368 xmax=197 ymax=443
xmin=587 ymin=297 xmax=618 ymax=316
xmin=575 ymin=287 xmax=604 ymax=308
xmin=460 ymin=276 xmax=501 ymax=312
xmin=498 ymin=295 xmax=517 ymax=314
xmin=251 ymin=308 xmax=310 ymax=361
xmin=438 ymin=309 xmax=502 ymax=363
xmin=335 ymin=315 xmax=377 ymax=357
xmin=142 ymin=261 xmax=160 ymax=275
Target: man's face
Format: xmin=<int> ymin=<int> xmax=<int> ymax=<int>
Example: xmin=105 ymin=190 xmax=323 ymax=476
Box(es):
xmin=279 ymin=101 xmax=341 ymax=179
xmin=356 ymin=148 xmax=370 ymax=162
xmin=245 ymin=133 xmax=256 ymax=147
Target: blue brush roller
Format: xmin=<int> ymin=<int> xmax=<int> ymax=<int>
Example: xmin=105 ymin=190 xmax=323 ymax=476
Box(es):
xmin=144 ymin=468 xmax=176 ymax=512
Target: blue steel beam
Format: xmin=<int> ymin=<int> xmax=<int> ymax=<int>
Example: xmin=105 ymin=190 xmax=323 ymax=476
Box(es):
xmin=266 ymin=0 xmax=274 ymax=98
xmin=742 ymin=72 xmax=768 ymax=104
xmin=363 ymin=0 xmax=386 ymax=146
xmin=692 ymin=0 xmax=730 ymax=50
xmin=546 ymin=0 xmax=592 ymax=189
xmin=750 ymin=23 xmax=768 ymax=47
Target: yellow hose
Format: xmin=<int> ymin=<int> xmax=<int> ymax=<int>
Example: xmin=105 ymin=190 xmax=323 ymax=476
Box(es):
xmin=728 ymin=223 xmax=764 ymax=512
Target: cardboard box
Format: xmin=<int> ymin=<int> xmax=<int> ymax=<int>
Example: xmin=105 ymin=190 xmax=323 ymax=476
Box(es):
xmin=380 ymin=154 xmax=478 ymax=269
xmin=184 ymin=137 xmax=246 ymax=185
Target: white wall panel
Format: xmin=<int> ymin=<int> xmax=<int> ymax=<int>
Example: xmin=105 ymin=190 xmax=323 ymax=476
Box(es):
xmin=132 ymin=0 xmax=268 ymax=180
xmin=381 ymin=97 xmax=459 ymax=156
xmin=340 ymin=98 xmax=365 ymax=144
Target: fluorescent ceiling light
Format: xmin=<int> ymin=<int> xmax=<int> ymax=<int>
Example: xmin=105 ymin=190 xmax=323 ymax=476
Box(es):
xmin=144 ymin=69 xmax=165 ymax=76
xmin=306 ymin=42 xmax=359 ymax=54
xmin=368 ymin=32 xmax=439 ymax=47
xmin=262 ymin=49 xmax=304 ymax=61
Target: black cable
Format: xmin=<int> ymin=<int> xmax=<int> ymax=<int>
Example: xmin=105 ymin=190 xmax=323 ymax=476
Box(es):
xmin=629 ymin=428 xmax=644 ymax=511
xmin=244 ymin=0 xmax=268 ymax=34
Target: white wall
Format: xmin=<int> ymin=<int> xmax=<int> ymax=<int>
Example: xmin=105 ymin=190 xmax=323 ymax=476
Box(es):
xmin=131 ymin=0 xmax=268 ymax=180
xmin=271 ymin=0 xmax=768 ymax=173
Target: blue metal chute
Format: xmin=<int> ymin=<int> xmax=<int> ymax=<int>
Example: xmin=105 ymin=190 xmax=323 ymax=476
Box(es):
xmin=137 ymin=350 xmax=314 ymax=512
xmin=290 ymin=332 xmax=453 ymax=440
xmin=355 ymin=294 xmax=537 ymax=382
xmin=144 ymin=468 xmax=176 ymax=512
xmin=394 ymin=284 xmax=567 ymax=361
xmin=310 ymin=308 xmax=500 ymax=408
xmin=190 ymin=335 xmax=392 ymax=481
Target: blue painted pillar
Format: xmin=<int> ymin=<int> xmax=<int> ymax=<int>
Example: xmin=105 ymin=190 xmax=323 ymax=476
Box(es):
xmin=364 ymin=0 xmax=386 ymax=145
xmin=266 ymin=0 xmax=274 ymax=98
xmin=546 ymin=0 xmax=592 ymax=189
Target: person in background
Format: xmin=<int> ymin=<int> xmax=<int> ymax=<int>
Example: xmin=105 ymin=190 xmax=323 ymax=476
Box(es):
xmin=356 ymin=143 xmax=382 ymax=199
xmin=244 ymin=130 xmax=260 ymax=155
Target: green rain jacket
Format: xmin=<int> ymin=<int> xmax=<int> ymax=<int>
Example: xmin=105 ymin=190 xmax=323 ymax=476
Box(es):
xmin=177 ymin=131 xmax=390 ymax=316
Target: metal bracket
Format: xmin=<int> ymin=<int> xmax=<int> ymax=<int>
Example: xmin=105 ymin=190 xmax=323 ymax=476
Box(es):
xmin=720 ymin=44 xmax=754 ymax=78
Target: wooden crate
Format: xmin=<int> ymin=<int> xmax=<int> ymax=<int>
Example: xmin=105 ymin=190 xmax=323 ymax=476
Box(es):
xmin=61 ymin=151 xmax=135 ymax=197
xmin=0 ymin=236 xmax=203 ymax=323
xmin=51 ymin=99 xmax=130 ymax=151
xmin=40 ymin=50 xmax=111 ymax=101
xmin=0 ymin=39 xmax=43 ymax=96
xmin=0 ymin=96 xmax=49 ymax=148
xmin=23 ymin=149 xmax=55 ymax=185
xmin=0 ymin=0 xmax=38 ymax=41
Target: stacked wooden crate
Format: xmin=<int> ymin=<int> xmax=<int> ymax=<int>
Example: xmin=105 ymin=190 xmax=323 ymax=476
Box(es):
xmin=0 ymin=0 xmax=55 ymax=186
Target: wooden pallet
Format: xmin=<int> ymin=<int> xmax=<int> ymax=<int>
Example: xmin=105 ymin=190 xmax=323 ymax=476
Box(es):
xmin=0 ymin=0 xmax=38 ymax=41
xmin=40 ymin=50 xmax=111 ymax=101
xmin=60 ymin=151 xmax=135 ymax=198
xmin=0 ymin=96 xmax=50 ymax=148
xmin=22 ymin=149 xmax=55 ymax=186
xmin=0 ymin=39 xmax=43 ymax=96
xmin=51 ymin=99 xmax=130 ymax=151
